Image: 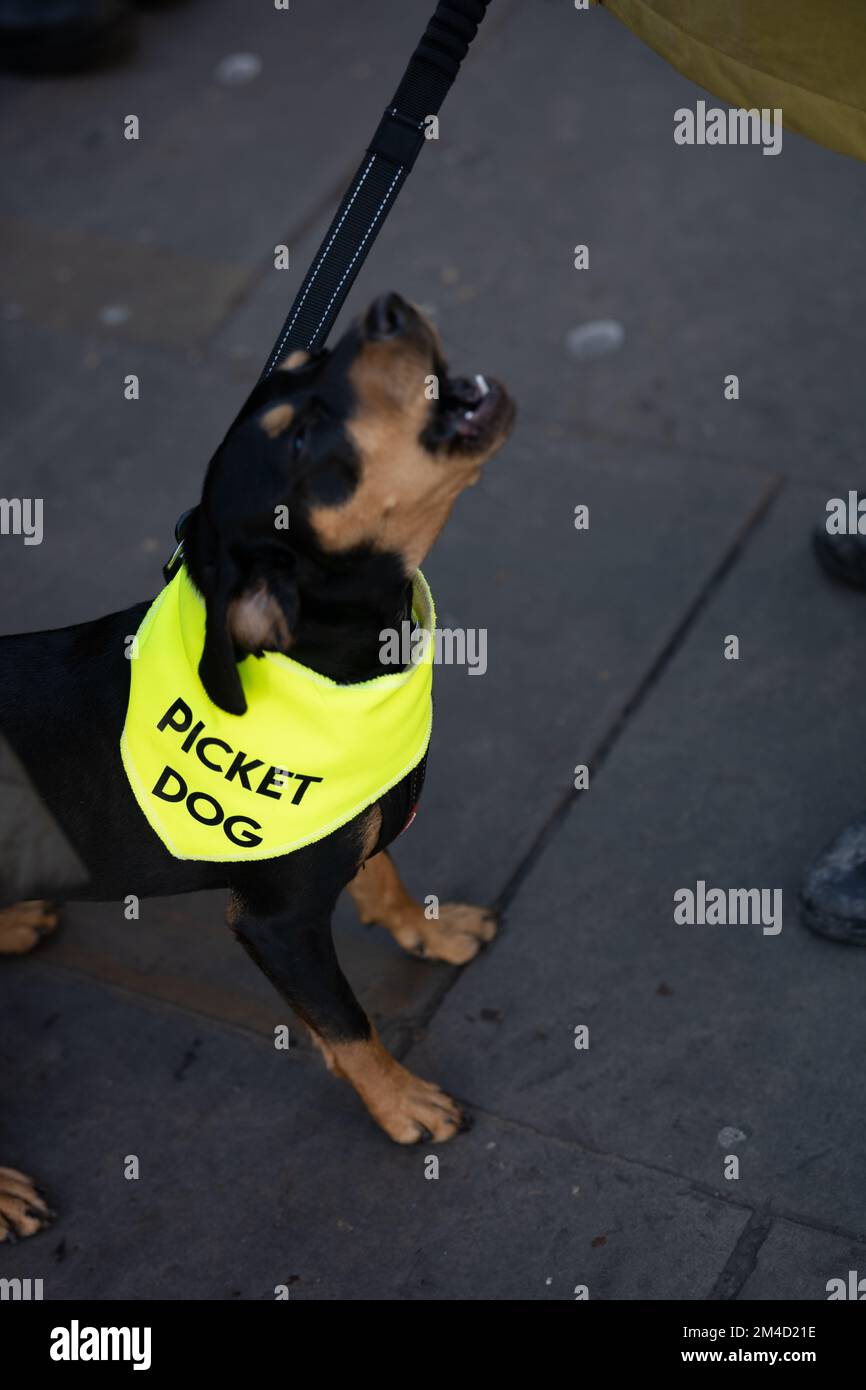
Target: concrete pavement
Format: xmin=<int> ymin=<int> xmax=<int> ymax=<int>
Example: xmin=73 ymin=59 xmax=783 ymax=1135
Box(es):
xmin=1 ymin=0 xmax=865 ymax=1299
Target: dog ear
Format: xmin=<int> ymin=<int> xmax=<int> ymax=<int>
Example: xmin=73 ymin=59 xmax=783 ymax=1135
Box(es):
xmin=227 ymin=570 xmax=299 ymax=658
xmin=198 ymin=565 xmax=300 ymax=717
xmin=198 ymin=561 xmax=247 ymax=716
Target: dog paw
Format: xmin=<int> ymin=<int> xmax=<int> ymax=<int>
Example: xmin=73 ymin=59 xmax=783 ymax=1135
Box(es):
xmin=0 ymin=1167 xmax=53 ymax=1241
xmin=0 ymin=901 xmax=60 ymax=955
xmin=372 ymin=1070 xmax=466 ymax=1145
xmin=411 ymin=903 xmax=497 ymax=965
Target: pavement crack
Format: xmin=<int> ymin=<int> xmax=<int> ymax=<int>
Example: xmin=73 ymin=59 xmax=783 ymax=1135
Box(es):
xmin=410 ymin=474 xmax=786 ymax=1042
xmin=173 ymin=1036 xmax=202 ymax=1081
xmin=708 ymin=1206 xmax=774 ymax=1301
xmin=492 ymin=473 xmax=785 ymax=922
xmin=434 ymin=1103 xmax=866 ymax=1251
xmin=492 ymin=478 xmax=789 ymax=922
xmin=452 ymin=1102 xmax=758 ymax=1211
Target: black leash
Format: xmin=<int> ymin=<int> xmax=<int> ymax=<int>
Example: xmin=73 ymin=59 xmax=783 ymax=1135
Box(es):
xmin=166 ymin=0 xmax=493 ymax=579
xmin=259 ymin=0 xmax=494 ymax=376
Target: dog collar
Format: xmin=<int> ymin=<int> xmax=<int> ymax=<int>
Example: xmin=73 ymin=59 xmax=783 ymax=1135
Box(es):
xmin=121 ymin=566 xmax=434 ymax=862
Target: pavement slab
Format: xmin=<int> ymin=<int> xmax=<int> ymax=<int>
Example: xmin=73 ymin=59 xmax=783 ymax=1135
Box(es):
xmin=0 ymin=0 xmax=430 ymax=264
xmin=0 ymin=214 xmax=250 ymax=349
xmin=0 ymin=964 xmax=750 ymax=1300
xmin=39 ymin=889 xmax=449 ymax=1050
xmin=737 ymin=1218 xmax=866 ymax=1302
xmin=409 ymin=481 xmax=866 ymax=1236
xmin=0 ymin=320 xmax=242 ymax=627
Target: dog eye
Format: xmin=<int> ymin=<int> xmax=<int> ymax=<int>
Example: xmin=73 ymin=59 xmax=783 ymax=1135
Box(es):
xmin=292 ymin=424 xmax=309 ymax=458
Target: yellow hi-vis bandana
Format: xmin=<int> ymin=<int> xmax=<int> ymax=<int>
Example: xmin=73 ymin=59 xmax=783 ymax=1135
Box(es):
xmin=120 ymin=566 xmax=434 ymax=862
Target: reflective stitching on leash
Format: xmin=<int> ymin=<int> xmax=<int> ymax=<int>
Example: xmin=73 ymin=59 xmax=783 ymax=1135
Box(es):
xmin=263 ymin=154 xmax=378 ymax=374
xmin=304 ymin=162 xmax=404 ymax=349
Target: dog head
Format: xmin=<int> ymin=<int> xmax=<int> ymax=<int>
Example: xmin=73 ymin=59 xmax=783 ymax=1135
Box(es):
xmin=184 ymin=293 xmax=515 ymax=714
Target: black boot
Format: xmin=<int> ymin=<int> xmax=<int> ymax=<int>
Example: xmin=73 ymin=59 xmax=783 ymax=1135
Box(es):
xmin=0 ymin=0 xmax=136 ymax=74
xmin=800 ymin=818 xmax=866 ymax=945
xmin=812 ymin=525 xmax=866 ymax=589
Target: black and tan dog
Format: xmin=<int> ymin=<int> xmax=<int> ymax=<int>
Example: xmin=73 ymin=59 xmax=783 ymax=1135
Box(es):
xmin=0 ymin=293 xmax=514 ymax=1241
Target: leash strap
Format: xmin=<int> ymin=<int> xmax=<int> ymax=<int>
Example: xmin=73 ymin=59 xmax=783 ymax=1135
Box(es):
xmin=258 ymin=0 xmax=494 ymax=377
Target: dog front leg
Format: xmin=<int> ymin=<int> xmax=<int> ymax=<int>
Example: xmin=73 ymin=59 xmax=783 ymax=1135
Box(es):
xmin=0 ymin=1168 xmax=52 ymax=1241
xmin=0 ymin=901 xmax=59 ymax=954
xmin=347 ymin=851 xmax=496 ymax=964
xmin=229 ymin=901 xmax=464 ymax=1145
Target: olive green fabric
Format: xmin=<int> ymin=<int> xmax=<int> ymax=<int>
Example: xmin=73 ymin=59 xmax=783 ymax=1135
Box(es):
xmin=591 ymin=0 xmax=866 ymax=163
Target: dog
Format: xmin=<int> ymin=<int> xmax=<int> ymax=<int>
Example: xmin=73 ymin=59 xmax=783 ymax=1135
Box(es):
xmin=0 ymin=292 xmax=515 ymax=1241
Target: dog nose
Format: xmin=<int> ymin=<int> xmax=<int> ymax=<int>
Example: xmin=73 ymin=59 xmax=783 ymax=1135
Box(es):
xmin=364 ymin=292 xmax=412 ymax=341
xmin=447 ymin=377 xmax=486 ymax=408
